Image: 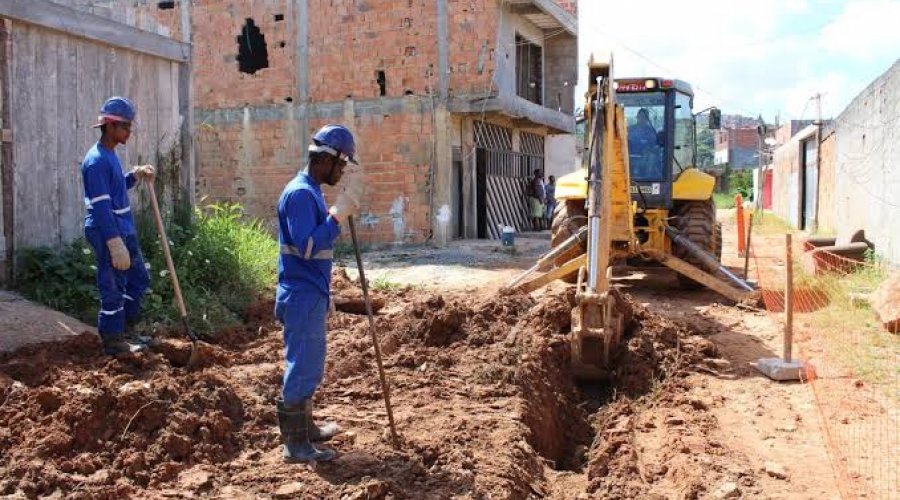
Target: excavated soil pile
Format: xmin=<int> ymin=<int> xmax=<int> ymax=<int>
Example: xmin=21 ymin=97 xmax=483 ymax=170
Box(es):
xmin=0 ymin=276 xmax=757 ymax=499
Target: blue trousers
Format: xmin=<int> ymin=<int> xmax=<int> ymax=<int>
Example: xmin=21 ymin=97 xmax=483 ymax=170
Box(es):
xmin=275 ymin=289 xmax=328 ymax=406
xmin=86 ymin=228 xmax=150 ymax=337
xmin=545 ymin=200 xmax=557 ymax=220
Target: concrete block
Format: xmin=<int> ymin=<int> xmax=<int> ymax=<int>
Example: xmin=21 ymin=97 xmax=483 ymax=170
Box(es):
xmin=755 ymin=358 xmax=805 ymax=381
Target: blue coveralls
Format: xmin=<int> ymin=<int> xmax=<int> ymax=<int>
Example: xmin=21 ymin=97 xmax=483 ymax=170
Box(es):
xmin=81 ymin=143 xmax=150 ymax=337
xmin=276 ymin=171 xmax=341 ymax=406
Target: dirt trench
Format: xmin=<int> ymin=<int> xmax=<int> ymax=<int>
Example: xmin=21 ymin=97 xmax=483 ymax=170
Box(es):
xmin=0 ymin=273 xmax=765 ymax=499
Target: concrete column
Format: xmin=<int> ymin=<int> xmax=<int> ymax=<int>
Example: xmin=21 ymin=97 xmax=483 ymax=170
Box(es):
xmin=295 ymin=0 xmax=310 ymax=151
xmin=432 ymin=105 xmax=453 ymax=246
xmin=436 ymin=0 xmax=449 ymax=98
xmin=461 ymin=117 xmax=478 ymax=239
xmin=432 ymin=0 xmax=452 ymax=245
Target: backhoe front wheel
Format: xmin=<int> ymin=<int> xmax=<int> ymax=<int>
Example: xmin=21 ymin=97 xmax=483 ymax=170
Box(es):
xmin=672 ymin=200 xmax=719 ymax=289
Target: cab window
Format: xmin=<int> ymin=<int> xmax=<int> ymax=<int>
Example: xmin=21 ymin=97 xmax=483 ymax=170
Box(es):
xmin=673 ymin=92 xmax=694 ymax=175
xmin=619 ymin=92 xmax=666 ymax=181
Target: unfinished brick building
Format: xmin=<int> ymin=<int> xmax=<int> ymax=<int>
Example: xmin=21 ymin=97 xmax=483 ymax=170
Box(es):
xmin=58 ymin=0 xmax=577 ymax=244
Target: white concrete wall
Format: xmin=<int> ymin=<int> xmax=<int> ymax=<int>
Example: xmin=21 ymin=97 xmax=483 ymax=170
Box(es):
xmin=832 ymin=59 xmax=900 ymax=265
xmin=545 ymin=133 xmax=577 ymax=179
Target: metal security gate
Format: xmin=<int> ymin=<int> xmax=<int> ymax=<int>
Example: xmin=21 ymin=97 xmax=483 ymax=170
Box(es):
xmin=474 ymin=123 xmax=544 ymax=239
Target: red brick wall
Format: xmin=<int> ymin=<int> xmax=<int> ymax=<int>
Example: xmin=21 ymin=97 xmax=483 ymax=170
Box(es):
xmin=193 ymin=2 xmax=297 ymax=108
xmin=555 ymin=0 xmax=577 ymax=15
xmin=195 ymin=120 xmax=302 ymax=223
xmin=308 ymin=0 xmax=439 ymax=100
xmin=108 ymin=0 xmax=515 ymax=244
xmin=195 ymin=110 xmax=435 ymax=245
xmin=316 ymin=112 xmax=435 ymax=244
xmin=730 ymin=128 xmax=758 ymax=149
xmin=716 ymin=128 xmax=758 ymax=150
xmin=448 ymin=0 xmax=500 ymax=96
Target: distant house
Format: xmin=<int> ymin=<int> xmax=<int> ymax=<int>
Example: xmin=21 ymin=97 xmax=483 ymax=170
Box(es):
xmin=755 ymin=119 xmax=818 ymax=210
xmin=714 ymin=127 xmax=759 ymax=170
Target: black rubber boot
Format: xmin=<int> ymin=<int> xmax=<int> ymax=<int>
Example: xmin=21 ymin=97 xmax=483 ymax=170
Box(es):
xmin=306 ymin=399 xmax=340 ymax=442
xmin=125 ymin=317 xmax=159 ymax=348
xmin=101 ymin=334 xmax=147 ymax=356
xmin=276 ymin=398 xmax=336 ymax=462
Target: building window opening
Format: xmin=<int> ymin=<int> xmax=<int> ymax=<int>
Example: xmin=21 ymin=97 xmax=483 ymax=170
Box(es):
xmin=376 ymin=70 xmax=387 ymax=96
xmin=157 ymin=1 xmax=175 ymax=9
xmin=237 ymin=18 xmax=269 ymax=75
xmin=515 ymin=34 xmax=542 ymax=105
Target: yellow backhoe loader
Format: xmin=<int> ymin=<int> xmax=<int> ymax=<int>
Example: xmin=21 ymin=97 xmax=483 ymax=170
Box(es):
xmin=506 ymin=56 xmax=758 ymax=379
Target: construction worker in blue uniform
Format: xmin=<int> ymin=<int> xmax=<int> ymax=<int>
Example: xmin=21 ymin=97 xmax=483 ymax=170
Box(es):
xmin=275 ymin=124 xmax=360 ymax=462
xmin=81 ymin=97 xmax=156 ymax=356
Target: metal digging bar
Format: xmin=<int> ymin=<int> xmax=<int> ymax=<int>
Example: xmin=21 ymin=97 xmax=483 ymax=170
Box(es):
xmin=347 ymin=215 xmax=401 ymax=450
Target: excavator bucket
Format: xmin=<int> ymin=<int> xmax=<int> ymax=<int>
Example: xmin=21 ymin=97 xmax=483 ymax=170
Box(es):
xmin=570 ymin=275 xmax=633 ymax=379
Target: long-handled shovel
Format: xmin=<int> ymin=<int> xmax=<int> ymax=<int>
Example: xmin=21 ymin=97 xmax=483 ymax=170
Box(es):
xmin=145 ymin=180 xmax=202 ymax=367
xmin=347 ymin=215 xmax=400 ymax=449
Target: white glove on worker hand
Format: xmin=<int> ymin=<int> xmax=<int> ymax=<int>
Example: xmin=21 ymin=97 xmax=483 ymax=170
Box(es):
xmin=106 ymin=237 xmax=131 ymax=271
xmin=132 ymin=165 xmax=156 ymax=182
xmin=329 ymin=192 xmax=361 ymax=221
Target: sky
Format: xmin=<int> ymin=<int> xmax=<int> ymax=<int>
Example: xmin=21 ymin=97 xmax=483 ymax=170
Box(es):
xmin=576 ymin=0 xmax=900 ymax=123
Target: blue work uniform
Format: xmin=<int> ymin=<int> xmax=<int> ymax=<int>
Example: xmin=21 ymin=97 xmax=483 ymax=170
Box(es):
xmin=276 ymin=171 xmax=341 ymax=406
xmin=81 ymin=143 xmax=150 ymax=336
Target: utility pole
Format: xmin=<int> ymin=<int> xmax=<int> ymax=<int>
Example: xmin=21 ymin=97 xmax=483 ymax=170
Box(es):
xmin=811 ymin=92 xmax=823 ymax=233
xmin=756 ymin=115 xmax=766 ymax=208
xmin=812 ymin=93 xmax=823 ymax=126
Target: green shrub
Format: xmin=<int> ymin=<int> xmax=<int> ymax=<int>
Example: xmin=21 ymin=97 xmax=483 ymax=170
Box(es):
xmin=15 ymin=242 xmax=101 ymax=324
xmin=713 ymin=192 xmax=736 ymax=209
xmin=139 ymin=202 xmax=279 ymax=335
xmin=16 ymin=202 xmax=279 ymax=337
xmin=728 ymin=170 xmax=753 ymax=197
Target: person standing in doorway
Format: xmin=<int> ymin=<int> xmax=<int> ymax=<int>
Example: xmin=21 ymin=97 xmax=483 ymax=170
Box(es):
xmin=527 ymin=169 xmax=546 ymax=230
xmin=81 ymin=97 xmax=156 ymax=356
xmin=275 ymin=124 xmax=360 ymax=462
xmin=544 ymin=175 xmax=557 ymax=228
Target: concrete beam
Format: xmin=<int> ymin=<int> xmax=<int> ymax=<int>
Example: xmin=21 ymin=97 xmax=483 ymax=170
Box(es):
xmin=509 ymin=4 xmax=542 ymax=15
xmin=195 ymin=97 xmax=435 ymax=126
xmin=505 ymin=0 xmax=576 ymax=36
xmin=448 ymin=94 xmax=574 ymax=133
xmin=0 ymin=0 xmax=190 ymax=62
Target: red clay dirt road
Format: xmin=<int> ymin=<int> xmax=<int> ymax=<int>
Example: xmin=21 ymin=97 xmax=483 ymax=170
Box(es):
xmin=0 ymin=220 xmax=841 ymax=499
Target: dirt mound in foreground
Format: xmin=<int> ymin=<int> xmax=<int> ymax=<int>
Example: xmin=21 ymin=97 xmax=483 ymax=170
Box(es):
xmin=0 ymin=280 xmax=760 ymax=499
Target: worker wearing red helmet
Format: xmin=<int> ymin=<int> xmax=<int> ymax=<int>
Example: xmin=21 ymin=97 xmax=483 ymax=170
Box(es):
xmin=274 ymin=124 xmax=359 ymax=462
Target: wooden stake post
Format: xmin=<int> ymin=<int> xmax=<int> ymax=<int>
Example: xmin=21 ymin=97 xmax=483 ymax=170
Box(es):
xmin=784 ymin=233 xmax=793 ymax=362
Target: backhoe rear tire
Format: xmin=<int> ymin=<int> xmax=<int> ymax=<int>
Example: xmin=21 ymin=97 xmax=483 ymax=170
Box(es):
xmin=550 ymin=200 xmax=588 ymax=283
xmin=673 ymin=200 xmax=719 ymax=289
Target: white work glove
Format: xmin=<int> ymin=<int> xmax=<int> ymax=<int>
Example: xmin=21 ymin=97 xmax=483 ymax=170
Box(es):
xmin=106 ymin=237 xmax=131 ymax=271
xmin=328 ymin=182 xmax=362 ymax=220
xmin=329 ymin=192 xmax=360 ymax=220
xmin=132 ymin=165 xmax=156 ymax=182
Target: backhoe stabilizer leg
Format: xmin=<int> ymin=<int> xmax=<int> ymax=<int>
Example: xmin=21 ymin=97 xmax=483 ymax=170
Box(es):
xmin=664 ymin=226 xmax=756 ymax=293
xmin=645 ymin=249 xmax=759 ymax=304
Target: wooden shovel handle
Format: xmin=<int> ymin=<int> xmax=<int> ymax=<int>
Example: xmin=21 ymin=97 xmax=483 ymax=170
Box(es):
xmin=145 ymin=180 xmax=189 ymax=319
